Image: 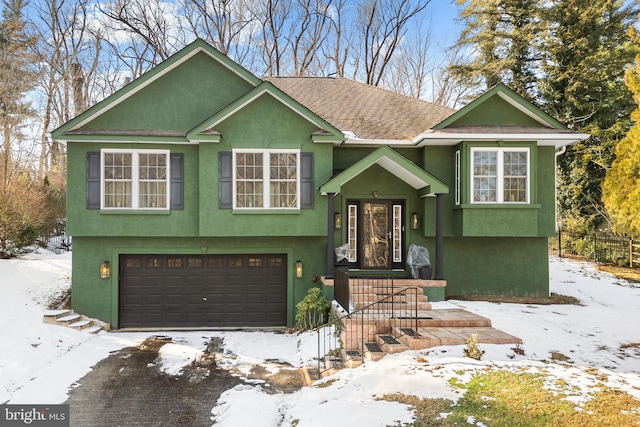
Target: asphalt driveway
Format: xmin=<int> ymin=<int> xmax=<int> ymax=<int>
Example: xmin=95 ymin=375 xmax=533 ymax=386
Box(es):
xmin=65 ymin=336 xmax=242 ymax=426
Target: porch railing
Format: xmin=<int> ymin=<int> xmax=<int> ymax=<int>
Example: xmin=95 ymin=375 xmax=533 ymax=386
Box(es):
xmin=314 ymin=268 xmax=420 ymax=377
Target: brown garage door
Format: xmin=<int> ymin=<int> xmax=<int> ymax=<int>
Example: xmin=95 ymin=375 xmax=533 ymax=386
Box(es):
xmin=119 ymin=254 xmax=287 ymax=328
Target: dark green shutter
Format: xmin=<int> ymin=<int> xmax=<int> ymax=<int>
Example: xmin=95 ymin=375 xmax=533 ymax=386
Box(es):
xmin=219 ymin=152 xmax=233 ymax=209
xmin=300 ymin=153 xmax=314 ymax=209
xmin=86 ymin=152 xmax=100 ymax=209
xmin=170 ymin=153 xmax=184 ymax=210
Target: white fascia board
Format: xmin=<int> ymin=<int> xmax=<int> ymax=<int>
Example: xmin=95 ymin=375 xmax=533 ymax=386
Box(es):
xmin=64 ymin=138 xmax=198 ymax=145
xmin=414 ymin=132 xmax=590 ymax=147
xmin=340 ymin=134 xmax=415 ymax=147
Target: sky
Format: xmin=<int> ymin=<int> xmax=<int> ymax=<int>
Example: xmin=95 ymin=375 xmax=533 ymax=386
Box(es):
xmin=1 ymin=250 xmax=639 ymax=425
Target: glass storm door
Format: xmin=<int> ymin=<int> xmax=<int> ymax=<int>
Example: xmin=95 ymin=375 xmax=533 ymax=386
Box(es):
xmin=348 ymin=201 xmax=404 ymax=269
xmin=363 ymin=202 xmax=390 ymax=268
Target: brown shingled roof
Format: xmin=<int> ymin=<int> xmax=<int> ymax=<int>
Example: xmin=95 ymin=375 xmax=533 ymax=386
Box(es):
xmin=264 ymin=77 xmax=455 ymax=140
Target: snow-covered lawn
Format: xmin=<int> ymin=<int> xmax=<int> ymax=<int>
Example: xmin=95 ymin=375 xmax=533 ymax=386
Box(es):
xmin=1 ymin=251 xmax=639 ymax=426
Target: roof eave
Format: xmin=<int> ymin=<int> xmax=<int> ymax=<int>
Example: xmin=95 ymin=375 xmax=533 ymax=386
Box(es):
xmin=414 ymin=132 xmax=591 ymax=148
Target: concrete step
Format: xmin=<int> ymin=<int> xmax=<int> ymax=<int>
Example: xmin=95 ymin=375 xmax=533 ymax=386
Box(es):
xmin=42 ymin=309 xmax=73 ymax=324
xmin=363 ymin=342 xmax=385 ymax=361
xmin=349 ymin=286 xmax=425 ymax=296
xmin=69 ymin=319 xmax=94 ymax=330
xmin=84 ymin=326 xmax=104 ymax=335
xmin=56 ymin=313 xmax=82 ymax=326
xmin=353 ymin=300 xmax=432 ymax=310
xmin=43 ymin=310 xmax=105 ymax=334
xmin=376 ymin=335 xmax=409 ymax=354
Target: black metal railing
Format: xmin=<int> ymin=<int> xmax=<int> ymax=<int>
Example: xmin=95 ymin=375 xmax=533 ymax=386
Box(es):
xmin=314 ymin=269 xmax=420 ymax=377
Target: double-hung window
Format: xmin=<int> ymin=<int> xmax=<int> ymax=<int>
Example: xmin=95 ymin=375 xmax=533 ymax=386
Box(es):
xmin=233 ymin=149 xmax=300 ymax=209
xmin=471 ymin=147 xmax=529 ymax=203
xmin=102 ymin=149 xmax=170 ymax=209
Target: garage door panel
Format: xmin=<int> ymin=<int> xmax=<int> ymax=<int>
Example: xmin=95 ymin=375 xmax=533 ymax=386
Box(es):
xmin=120 ymin=254 xmax=287 ymax=328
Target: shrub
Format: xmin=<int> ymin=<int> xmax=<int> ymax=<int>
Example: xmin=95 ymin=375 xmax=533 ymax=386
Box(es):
xmin=295 ymin=287 xmax=331 ymax=330
xmin=0 ymin=177 xmax=52 ymax=257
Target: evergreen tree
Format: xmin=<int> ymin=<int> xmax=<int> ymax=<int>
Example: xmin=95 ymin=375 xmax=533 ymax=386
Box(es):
xmin=603 ymin=26 xmax=640 ymax=236
xmin=450 ymin=0 xmax=540 ymax=98
xmin=539 ymin=0 xmax=637 ymax=230
xmin=0 ymin=0 xmax=39 ymax=187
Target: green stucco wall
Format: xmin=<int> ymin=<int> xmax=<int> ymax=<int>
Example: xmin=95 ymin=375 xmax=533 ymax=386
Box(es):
xmin=440 ymin=237 xmax=550 ymax=297
xmin=448 ymin=96 xmax=543 ymax=127
xmin=81 ymin=52 xmax=255 ymax=132
xmin=72 ymin=236 xmax=328 ymax=329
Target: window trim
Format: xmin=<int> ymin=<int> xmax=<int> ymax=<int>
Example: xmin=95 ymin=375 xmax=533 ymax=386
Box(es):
xmin=470 ymin=147 xmax=530 ymax=204
xmin=455 ymin=149 xmax=461 ymax=205
xmin=100 ymin=149 xmax=170 ymax=210
xmin=232 ymin=148 xmax=301 ymax=210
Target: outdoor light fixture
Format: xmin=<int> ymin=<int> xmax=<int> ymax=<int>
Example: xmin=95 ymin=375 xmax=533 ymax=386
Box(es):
xmin=411 ymin=213 xmax=419 ymax=230
xmin=100 ymin=261 xmax=110 ymax=279
xmin=334 ymin=212 xmax=342 ymax=229
xmin=296 ymin=260 xmax=303 ymax=278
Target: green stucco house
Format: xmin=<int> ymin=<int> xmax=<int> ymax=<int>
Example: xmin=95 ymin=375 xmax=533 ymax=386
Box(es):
xmin=51 ymin=39 xmax=588 ymax=329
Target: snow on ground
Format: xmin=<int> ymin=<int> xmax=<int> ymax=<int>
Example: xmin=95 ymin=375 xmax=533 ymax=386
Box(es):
xmin=1 ymin=250 xmax=639 ymax=426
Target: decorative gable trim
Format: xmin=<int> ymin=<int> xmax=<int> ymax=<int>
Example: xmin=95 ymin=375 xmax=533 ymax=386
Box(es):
xmin=186 ymin=82 xmax=344 ymax=143
xmin=320 ymin=145 xmax=448 ymax=196
xmin=51 ymin=39 xmax=261 ymax=141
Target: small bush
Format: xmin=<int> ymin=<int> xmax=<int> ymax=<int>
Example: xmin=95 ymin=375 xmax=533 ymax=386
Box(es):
xmin=295 ymin=287 xmax=331 ymax=330
xmin=464 ymin=333 xmax=484 ymax=360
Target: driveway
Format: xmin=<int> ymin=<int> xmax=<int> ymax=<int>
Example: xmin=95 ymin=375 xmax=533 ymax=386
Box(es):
xmin=65 ymin=336 xmax=243 ymax=426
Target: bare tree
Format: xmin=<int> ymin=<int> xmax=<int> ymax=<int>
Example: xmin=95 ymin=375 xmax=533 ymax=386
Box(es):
xmin=287 ymin=0 xmax=334 ymax=76
xmin=430 ymin=41 xmax=479 ymax=108
xmin=251 ymin=0 xmax=291 ymax=76
xmin=354 ymin=0 xmax=430 ymax=86
xmin=32 ymin=0 xmax=103 ymax=180
xmin=381 ymin=21 xmax=432 ymax=98
xmin=182 ymin=0 xmax=256 ymax=64
xmin=97 ymin=0 xmax=185 ymax=75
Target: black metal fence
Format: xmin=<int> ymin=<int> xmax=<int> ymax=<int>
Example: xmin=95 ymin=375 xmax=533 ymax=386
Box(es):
xmin=37 ymin=220 xmax=71 ymax=253
xmin=549 ymin=229 xmax=631 ymax=266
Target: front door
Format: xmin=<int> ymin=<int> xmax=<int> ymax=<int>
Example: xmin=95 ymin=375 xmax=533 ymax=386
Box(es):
xmin=347 ymin=200 xmax=405 ymax=269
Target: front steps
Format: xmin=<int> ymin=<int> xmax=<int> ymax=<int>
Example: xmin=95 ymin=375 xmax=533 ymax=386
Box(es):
xmin=43 ymin=309 xmax=105 ymax=334
xmin=334 ymin=282 xmax=523 ymax=368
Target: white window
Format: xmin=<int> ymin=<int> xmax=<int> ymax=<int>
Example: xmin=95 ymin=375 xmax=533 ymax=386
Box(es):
xmin=455 ymin=150 xmax=461 ymax=205
xmin=233 ymin=149 xmax=300 ymax=209
xmin=392 ymin=204 xmax=402 ymax=263
xmin=102 ymin=149 xmax=170 ymax=209
xmin=347 ymin=204 xmax=358 ymax=262
xmin=471 ymin=147 xmax=529 ymax=204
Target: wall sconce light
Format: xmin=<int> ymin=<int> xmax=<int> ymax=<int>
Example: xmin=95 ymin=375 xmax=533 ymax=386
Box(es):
xmin=334 ymin=212 xmax=342 ymax=229
xmin=372 ymin=191 xmax=379 ymax=199
xmin=411 ymin=213 xmax=419 ymax=230
xmin=100 ymin=261 xmax=110 ymax=279
xmin=295 ymin=260 xmax=303 ymax=278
